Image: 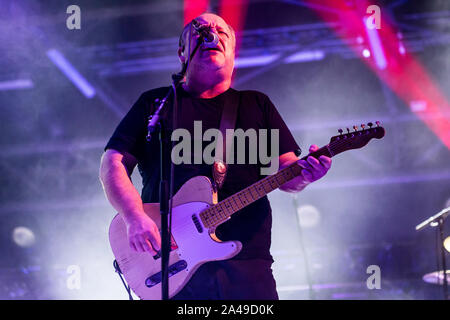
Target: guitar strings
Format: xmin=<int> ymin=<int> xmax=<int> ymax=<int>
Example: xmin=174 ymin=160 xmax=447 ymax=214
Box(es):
xmin=202 ymin=129 xmax=380 ymax=226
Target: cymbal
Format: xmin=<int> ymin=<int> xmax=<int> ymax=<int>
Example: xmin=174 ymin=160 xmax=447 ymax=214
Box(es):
xmin=423 ymin=270 xmax=450 ymax=285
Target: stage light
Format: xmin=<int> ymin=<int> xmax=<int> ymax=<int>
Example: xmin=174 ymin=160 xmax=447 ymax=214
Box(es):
xmin=398 ymin=43 xmax=406 ymax=55
xmin=12 ymin=226 xmax=36 ymax=248
xmin=284 ymin=50 xmax=325 ymax=64
xmin=0 ymin=79 xmax=34 ymax=91
xmin=444 ymin=237 xmax=450 ymax=253
xmin=306 ymin=0 xmax=450 ymax=149
xmin=234 ymin=54 xmax=280 ymax=68
xmin=183 ymin=0 xmax=209 ymax=25
xmin=442 ymin=201 xmax=450 ymax=249
xmin=362 ymin=49 xmax=371 ymax=58
xmin=410 ymin=100 xmax=427 ymax=112
xmin=46 ymin=49 xmax=96 ymax=99
xmin=296 ymin=205 xmax=321 ymax=228
xmin=363 ymin=17 xmax=387 ymax=70
xmin=397 ymin=32 xmax=406 ymax=56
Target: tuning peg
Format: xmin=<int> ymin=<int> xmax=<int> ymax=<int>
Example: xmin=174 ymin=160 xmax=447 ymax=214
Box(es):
xmin=338 ymin=128 xmax=343 ymax=135
xmin=375 ymin=121 xmax=381 ymax=127
xmin=346 ymin=128 xmax=350 ymax=133
xmin=353 ymin=125 xmax=358 ymax=131
xmin=361 ymin=124 xmax=366 ymax=130
xmin=368 ymin=122 xmax=373 ymax=128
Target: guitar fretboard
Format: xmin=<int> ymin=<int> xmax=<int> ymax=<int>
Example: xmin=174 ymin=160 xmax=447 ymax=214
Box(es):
xmin=199 ymin=145 xmax=333 ymax=228
xmin=198 ymin=124 xmax=385 ymax=229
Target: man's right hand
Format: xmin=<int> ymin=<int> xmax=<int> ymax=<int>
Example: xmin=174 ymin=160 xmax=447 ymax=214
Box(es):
xmin=99 ymin=149 xmax=162 ymax=255
xmin=126 ymin=214 xmax=162 ymax=255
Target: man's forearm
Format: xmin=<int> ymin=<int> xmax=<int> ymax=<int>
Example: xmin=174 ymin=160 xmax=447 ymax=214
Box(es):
xmin=99 ymin=156 xmax=146 ymax=225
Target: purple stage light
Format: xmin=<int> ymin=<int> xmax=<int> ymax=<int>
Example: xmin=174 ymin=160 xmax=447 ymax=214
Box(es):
xmin=234 ymin=54 xmax=280 ymax=68
xmin=0 ymin=79 xmax=34 ymax=91
xmin=284 ymin=50 xmax=325 ymax=64
xmin=46 ymin=49 xmax=96 ymax=99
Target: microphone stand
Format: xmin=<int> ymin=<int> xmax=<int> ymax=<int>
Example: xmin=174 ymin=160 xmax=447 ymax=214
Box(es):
xmin=146 ymin=84 xmax=175 ymax=301
xmin=416 ymin=207 xmax=450 ymax=300
xmin=292 ymin=194 xmax=315 ymax=300
xmin=146 ymin=34 xmax=204 ymax=300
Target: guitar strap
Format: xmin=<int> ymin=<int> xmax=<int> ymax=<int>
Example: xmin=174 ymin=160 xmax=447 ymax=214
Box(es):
xmin=212 ymin=88 xmax=240 ymax=191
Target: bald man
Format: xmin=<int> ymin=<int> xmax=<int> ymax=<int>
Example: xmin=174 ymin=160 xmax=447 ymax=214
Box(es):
xmin=100 ymin=13 xmax=331 ymax=299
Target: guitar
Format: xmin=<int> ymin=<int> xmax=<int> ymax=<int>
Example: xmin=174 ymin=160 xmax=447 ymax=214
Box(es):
xmin=109 ymin=122 xmax=385 ymax=299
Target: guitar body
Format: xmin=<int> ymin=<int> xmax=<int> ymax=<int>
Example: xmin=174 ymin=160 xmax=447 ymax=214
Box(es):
xmin=108 ymin=176 xmax=242 ymax=300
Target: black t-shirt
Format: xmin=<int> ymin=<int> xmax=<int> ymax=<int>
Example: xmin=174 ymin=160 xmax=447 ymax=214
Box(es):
xmin=105 ymin=86 xmax=299 ymax=260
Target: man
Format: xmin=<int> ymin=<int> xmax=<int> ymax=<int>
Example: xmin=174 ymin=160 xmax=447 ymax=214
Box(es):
xmin=99 ymin=13 xmax=331 ymax=299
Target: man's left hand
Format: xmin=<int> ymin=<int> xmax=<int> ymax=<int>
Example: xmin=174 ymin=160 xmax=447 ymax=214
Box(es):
xmin=297 ymin=144 xmax=332 ymax=184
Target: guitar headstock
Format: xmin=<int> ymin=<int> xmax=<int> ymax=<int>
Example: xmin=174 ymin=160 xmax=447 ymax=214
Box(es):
xmin=329 ymin=121 xmax=385 ymax=155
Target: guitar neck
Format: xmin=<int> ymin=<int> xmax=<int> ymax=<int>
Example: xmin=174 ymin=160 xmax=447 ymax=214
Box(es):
xmin=199 ymin=123 xmax=385 ymax=229
xmin=199 ymin=145 xmax=334 ymax=229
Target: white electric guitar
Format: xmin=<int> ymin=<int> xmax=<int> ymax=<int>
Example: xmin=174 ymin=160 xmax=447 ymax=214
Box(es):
xmin=109 ymin=123 xmax=385 ymax=299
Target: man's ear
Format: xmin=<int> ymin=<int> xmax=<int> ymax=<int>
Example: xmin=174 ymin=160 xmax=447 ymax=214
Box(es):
xmin=178 ymin=46 xmax=186 ymax=64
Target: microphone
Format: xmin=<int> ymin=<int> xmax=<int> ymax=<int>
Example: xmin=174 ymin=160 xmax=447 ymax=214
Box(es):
xmin=192 ymin=20 xmax=219 ymax=49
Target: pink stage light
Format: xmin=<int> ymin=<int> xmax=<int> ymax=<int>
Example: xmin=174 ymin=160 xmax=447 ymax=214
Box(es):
xmin=183 ymin=0 xmax=210 ymax=26
xmin=218 ymin=0 xmax=249 ymax=58
xmin=305 ymin=0 xmax=450 ymax=149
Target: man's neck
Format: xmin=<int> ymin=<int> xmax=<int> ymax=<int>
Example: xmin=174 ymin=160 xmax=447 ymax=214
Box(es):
xmin=182 ymin=76 xmax=231 ymax=99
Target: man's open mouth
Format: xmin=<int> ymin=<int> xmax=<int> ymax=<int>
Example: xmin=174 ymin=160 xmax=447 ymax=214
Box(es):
xmin=203 ymin=47 xmax=222 ymax=52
